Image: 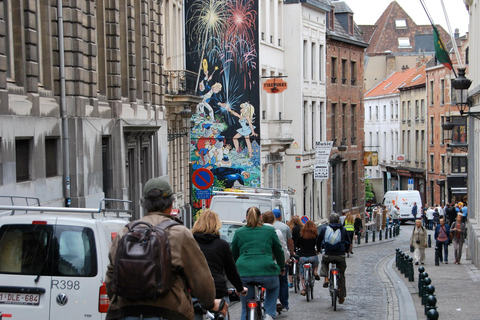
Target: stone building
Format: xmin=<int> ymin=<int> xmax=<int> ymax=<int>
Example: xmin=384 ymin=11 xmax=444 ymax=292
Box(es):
xmin=326 ymin=1 xmax=368 ymax=217
xmin=0 ymin=0 xmax=169 ymax=218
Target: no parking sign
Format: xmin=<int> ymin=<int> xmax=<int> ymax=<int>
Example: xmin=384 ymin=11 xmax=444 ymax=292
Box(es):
xmin=301 ymin=216 xmax=309 ymax=224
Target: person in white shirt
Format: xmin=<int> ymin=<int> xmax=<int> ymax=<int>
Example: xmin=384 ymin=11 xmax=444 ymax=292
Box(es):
xmin=426 ymin=207 xmax=435 ymax=230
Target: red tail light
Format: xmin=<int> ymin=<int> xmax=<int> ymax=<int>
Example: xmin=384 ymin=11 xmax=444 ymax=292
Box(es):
xmin=99 ymin=283 xmax=110 ymax=313
xmin=332 ymin=270 xmax=339 ymax=275
xmin=247 ymin=301 xmax=258 ymax=308
xmin=32 ymin=220 xmax=47 ymax=225
xmin=304 ymin=264 xmax=311 ymax=268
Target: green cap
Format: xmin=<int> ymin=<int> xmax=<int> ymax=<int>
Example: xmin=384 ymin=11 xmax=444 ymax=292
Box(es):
xmin=143 ymin=177 xmax=173 ymax=198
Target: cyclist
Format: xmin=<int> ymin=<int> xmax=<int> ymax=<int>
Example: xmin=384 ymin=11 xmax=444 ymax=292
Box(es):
xmin=295 ymin=220 xmax=320 ymax=296
xmin=231 ymin=207 xmax=285 ymax=320
xmin=317 ymin=213 xmax=348 ymax=304
xmin=192 ymin=210 xmax=248 ymax=319
xmin=287 ymin=215 xmax=303 ymax=288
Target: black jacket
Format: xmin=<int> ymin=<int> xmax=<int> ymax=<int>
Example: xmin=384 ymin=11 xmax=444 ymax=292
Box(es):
xmin=193 ymin=233 xmax=243 ymax=298
xmin=316 ymin=223 xmax=348 ymax=256
xmin=354 ymin=218 xmax=363 ymax=233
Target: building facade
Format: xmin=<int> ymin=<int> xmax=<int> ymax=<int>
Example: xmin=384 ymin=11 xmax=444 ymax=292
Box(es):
xmin=325 ymin=1 xmax=368 ymax=217
xmin=0 ymin=0 xmax=168 ymax=218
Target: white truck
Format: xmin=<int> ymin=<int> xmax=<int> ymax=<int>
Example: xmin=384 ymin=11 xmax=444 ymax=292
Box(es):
xmin=382 ymin=190 xmax=422 ymax=223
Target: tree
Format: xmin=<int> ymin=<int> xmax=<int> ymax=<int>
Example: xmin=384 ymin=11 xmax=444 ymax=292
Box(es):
xmin=365 ymin=178 xmax=375 ymax=203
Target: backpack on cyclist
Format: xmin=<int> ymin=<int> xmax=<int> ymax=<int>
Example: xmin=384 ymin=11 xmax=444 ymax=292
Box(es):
xmin=111 ymin=219 xmax=179 ymax=300
xmin=324 ymin=225 xmax=342 ymax=251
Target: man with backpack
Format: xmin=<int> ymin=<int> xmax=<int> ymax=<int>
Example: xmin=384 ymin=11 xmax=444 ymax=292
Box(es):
xmin=317 ymin=213 xmax=348 ymax=304
xmin=105 ymin=176 xmax=226 ymax=320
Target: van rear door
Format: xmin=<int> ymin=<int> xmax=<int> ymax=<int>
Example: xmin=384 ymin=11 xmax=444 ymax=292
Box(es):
xmin=0 ymin=217 xmax=56 ymax=320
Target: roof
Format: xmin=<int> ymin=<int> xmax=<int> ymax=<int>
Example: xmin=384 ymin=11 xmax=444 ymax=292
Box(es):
xmin=361 ymin=1 xmax=450 ymax=54
xmin=365 ymin=65 xmax=426 ymax=97
xmin=326 ymin=1 xmax=369 ymax=48
xmin=332 ymin=1 xmax=353 ymax=14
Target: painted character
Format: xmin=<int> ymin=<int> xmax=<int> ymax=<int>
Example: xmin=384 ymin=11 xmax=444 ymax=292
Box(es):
xmin=209 ymin=166 xmax=251 ymax=188
xmin=227 ymin=102 xmax=258 ymax=157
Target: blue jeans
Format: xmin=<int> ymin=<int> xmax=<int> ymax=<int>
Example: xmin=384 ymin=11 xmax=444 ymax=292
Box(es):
xmin=241 ymin=275 xmax=280 ymax=320
xmin=278 ymin=264 xmax=289 ymax=309
xmin=299 ymin=256 xmax=319 ymax=278
xmin=436 ymin=240 xmax=449 ymax=262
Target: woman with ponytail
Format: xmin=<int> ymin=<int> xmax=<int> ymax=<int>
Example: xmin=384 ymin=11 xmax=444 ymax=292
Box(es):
xmin=231 ymin=207 xmax=285 ymax=320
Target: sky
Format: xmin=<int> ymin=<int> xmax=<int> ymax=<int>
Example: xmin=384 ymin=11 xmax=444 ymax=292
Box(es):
xmin=343 ymin=0 xmax=469 ymax=37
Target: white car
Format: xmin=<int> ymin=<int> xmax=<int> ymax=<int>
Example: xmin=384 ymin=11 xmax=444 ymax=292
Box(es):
xmin=219 ymin=220 xmax=245 ymax=245
xmin=0 ymin=200 xmax=130 ymax=320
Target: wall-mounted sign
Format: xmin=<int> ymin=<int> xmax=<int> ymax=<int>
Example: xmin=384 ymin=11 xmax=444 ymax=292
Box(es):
xmin=314 ymin=164 xmax=329 ymax=180
xmin=315 ymin=141 xmax=334 ymax=164
xmin=396 ymin=154 xmax=405 ymax=162
xmin=263 ymin=78 xmax=287 ymax=93
xmin=363 ymin=151 xmax=378 ymax=166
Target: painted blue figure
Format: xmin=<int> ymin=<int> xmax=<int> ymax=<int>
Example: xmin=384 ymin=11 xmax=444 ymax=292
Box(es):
xmin=209 ymin=167 xmax=251 ymax=188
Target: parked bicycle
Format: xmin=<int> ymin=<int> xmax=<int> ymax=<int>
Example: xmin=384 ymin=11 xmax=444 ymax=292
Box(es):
xmin=246 ymin=283 xmax=265 ymax=320
xmin=291 ymin=255 xmax=301 ymax=293
xmin=303 ymin=262 xmax=315 ymax=302
xmin=329 ymin=263 xmax=340 ymax=311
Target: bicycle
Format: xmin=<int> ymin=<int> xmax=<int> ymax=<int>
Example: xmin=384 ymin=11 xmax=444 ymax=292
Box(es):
xmin=303 ymin=262 xmax=314 ymax=302
xmin=329 ymin=263 xmax=340 ymax=311
xmin=193 ymin=296 xmax=227 ymax=320
xmin=291 ymin=255 xmax=301 ymax=293
xmin=246 ymin=282 xmax=265 ymax=320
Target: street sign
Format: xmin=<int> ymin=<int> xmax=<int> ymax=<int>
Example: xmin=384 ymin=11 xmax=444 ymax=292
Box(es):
xmin=196 ymin=189 xmax=211 ymax=200
xmin=262 ymin=78 xmax=288 ymax=93
xmin=192 ymin=168 xmax=214 ymax=190
xmin=314 ymin=164 xmax=329 ymax=180
xmin=301 ymin=216 xmax=309 ymax=224
xmin=315 ymin=141 xmax=334 ymax=164
xmin=408 ymin=178 xmax=414 ymax=191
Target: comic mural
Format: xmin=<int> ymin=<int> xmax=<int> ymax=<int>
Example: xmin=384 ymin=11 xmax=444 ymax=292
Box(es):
xmin=185 ymin=0 xmax=260 ymax=216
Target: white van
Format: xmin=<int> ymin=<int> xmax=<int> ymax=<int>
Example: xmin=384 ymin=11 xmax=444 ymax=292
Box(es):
xmin=209 ymin=191 xmax=285 ymax=223
xmin=0 ymin=199 xmax=130 ymax=320
xmin=382 ymin=190 xmax=422 ymax=222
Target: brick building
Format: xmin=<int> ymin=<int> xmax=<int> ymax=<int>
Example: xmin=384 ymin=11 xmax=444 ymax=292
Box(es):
xmin=326 ymin=1 xmax=368 ymax=216
xmin=0 ymin=1 xmax=170 ymax=218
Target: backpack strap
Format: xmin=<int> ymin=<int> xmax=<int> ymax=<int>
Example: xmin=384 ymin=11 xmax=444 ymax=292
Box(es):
xmin=155 ymin=218 xmax=181 ymax=231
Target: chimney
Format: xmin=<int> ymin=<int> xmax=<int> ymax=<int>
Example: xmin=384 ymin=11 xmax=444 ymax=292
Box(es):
xmin=454 ymin=28 xmax=460 ymax=38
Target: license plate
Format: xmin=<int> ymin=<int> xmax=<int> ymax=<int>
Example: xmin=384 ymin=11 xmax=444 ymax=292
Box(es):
xmin=0 ymin=292 xmax=40 ymax=305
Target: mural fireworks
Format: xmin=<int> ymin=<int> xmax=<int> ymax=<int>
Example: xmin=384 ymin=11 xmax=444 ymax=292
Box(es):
xmin=185 ymin=0 xmax=260 ymax=215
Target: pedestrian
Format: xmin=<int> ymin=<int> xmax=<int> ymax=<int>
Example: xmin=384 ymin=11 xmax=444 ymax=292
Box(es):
xmin=434 ymin=218 xmax=450 ymax=264
xmin=192 ymin=210 xmax=247 ymax=320
xmin=231 ymin=207 xmax=285 ymax=320
xmin=461 ymin=202 xmax=468 ymax=223
xmin=262 ymin=210 xmax=289 ymax=313
xmin=411 ymin=202 xmax=418 ymax=220
xmin=343 ymin=213 xmax=355 ymax=256
xmin=286 ymin=215 xmax=303 ymax=288
xmin=433 ymin=208 xmax=440 ymax=228
xmin=422 ymin=205 xmax=428 ymax=228
xmin=317 ymin=213 xmax=348 ymax=305
xmin=295 ymin=220 xmax=320 ymax=296
xmin=411 ymin=219 xmax=428 ymax=265
xmin=426 ymin=206 xmax=435 ymax=230
xmin=390 ymin=205 xmax=400 ymax=226
xmin=354 ymin=213 xmax=363 ymax=244
xmin=105 ymin=177 xmax=226 ymax=320
xmin=272 ymin=208 xmax=294 ymax=312
xmin=451 ymin=214 xmax=467 ymax=264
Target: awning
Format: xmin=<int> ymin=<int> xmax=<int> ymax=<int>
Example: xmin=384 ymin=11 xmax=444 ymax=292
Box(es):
xmin=451 ymin=187 xmax=467 ymax=195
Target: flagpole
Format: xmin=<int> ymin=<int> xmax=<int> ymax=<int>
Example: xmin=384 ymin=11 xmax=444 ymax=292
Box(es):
xmin=440 ymin=0 xmax=464 ymax=68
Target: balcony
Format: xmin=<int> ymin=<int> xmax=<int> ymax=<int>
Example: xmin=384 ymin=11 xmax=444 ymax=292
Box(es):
xmin=164 ymin=70 xmax=198 ymax=96
xmin=264 ymin=119 xmax=294 ymax=152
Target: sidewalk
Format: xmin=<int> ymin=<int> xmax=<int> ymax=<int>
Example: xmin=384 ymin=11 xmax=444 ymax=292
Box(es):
xmin=394 ymin=226 xmax=480 ymax=319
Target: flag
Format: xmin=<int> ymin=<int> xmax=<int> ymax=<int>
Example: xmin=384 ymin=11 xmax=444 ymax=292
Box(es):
xmin=433 ymin=25 xmax=453 ymax=70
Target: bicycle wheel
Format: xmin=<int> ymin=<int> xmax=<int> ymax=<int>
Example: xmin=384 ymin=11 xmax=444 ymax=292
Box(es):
xmin=295 ymin=268 xmax=301 ymax=292
xmin=293 ymin=264 xmax=298 ymax=293
xmin=306 ymin=281 xmax=310 ymax=302
xmin=332 ymin=288 xmax=337 ymax=311
xmin=310 ymin=278 xmax=314 ymax=300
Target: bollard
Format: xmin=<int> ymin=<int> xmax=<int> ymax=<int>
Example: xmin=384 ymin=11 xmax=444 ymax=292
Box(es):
xmin=357 ymin=232 xmax=361 ymax=245
xmin=403 ymin=255 xmax=410 ymax=277
xmin=418 ymin=269 xmax=426 ymax=297
xmin=379 ymin=228 xmax=382 ymax=241
xmin=407 ymin=257 xmax=414 ymax=282
xmin=435 ymin=246 xmax=440 ymax=266
xmin=365 ymin=231 xmax=369 ymax=243
xmin=385 ymin=228 xmax=388 ymax=239
xmin=400 ymin=252 xmax=406 ymax=274
xmin=424 ymin=285 xmax=436 ymax=315
xmin=422 ymin=278 xmax=432 ymax=305
xmin=373 ymin=230 xmax=376 ymax=242
xmin=396 ymin=249 xmax=400 ymax=268
xmin=397 ymin=224 xmax=400 ymax=236
xmin=426 ymin=309 xmax=439 ymax=320
xmin=389 ymin=227 xmax=393 ymax=238
xmin=426 ymin=294 xmax=437 ymax=316
xmin=428 ymin=234 xmax=432 ymax=248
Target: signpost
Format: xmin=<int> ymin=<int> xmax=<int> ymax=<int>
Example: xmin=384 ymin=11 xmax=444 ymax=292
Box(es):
xmin=314 ymin=141 xmax=333 ymax=180
xmin=408 ymin=178 xmax=414 ymax=191
xmin=192 ymin=168 xmax=214 ymax=210
xmin=301 ymin=216 xmax=309 ymax=224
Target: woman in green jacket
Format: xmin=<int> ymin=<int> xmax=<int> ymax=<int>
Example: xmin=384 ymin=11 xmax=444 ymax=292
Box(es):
xmin=231 ymin=207 xmax=285 ymax=320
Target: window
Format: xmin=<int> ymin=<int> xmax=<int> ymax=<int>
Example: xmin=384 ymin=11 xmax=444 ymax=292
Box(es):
xmin=415 ymin=100 xmax=419 ymax=119
xmin=390 ymin=102 xmax=393 ymax=119
xmin=332 ymin=103 xmax=337 ymax=143
xmin=430 ymin=117 xmax=434 ymax=145
xmin=375 ymin=105 xmax=378 ymax=120
xmin=440 ymin=79 xmax=445 ymax=105
xmin=319 ymin=45 xmax=324 ymax=81
xmin=350 ymin=61 xmax=357 ymax=85
xmin=351 ymin=160 xmax=357 ymax=206
xmin=430 ymin=154 xmax=434 ymax=172
xmin=303 ymin=101 xmax=309 ymax=151
xmin=341 ymin=59 xmax=347 ymax=84
xmin=369 ymin=106 xmax=372 ymax=121
xmin=45 ymin=138 xmax=58 ymax=178
xmin=441 ymin=155 xmax=445 ymax=174
xmin=395 ymin=19 xmax=407 ymax=28
xmin=303 ymin=40 xmax=308 ymax=80
xmin=415 ymin=130 xmax=419 ymax=160
xmin=402 ymin=101 xmax=406 ymax=120
xmin=440 ymin=116 xmax=445 ymax=144
xmin=398 ymin=37 xmax=411 ymax=47
xmin=452 ymin=116 xmax=467 ymax=143
xmin=395 ymin=101 xmax=399 ymax=119
xmin=0 ymin=224 xmax=97 ymax=277
xmin=311 ymin=43 xmax=316 ymax=80
xmin=351 ymin=104 xmax=357 ymax=144
xmin=383 ymin=105 xmax=386 ymax=120
xmin=342 ymin=103 xmax=347 ymax=139
xmin=408 ymin=101 xmax=411 ymax=118
xmin=16 ymin=139 xmax=31 ymax=182
xmin=331 ymin=57 xmax=337 ymax=83
xmin=430 ymin=80 xmax=434 ymax=105
xmin=421 ymin=99 xmax=425 ymax=120
xmin=451 ymin=156 xmax=467 ymax=173
xmin=348 ymin=15 xmax=354 ymax=35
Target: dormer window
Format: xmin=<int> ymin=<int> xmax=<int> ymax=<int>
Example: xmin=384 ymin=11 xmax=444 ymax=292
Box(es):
xmin=398 ymin=37 xmax=411 ymax=48
xmin=395 ymin=19 xmax=407 ymax=29
xmin=348 ymin=14 xmax=353 ymax=35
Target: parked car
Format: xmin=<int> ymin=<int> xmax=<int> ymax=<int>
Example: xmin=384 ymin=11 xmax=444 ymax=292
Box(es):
xmin=0 ymin=199 xmax=131 ymax=320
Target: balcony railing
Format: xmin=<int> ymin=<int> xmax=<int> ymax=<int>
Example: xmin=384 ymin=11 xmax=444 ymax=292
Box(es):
xmin=164 ymin=70 xmax=198 ymax=96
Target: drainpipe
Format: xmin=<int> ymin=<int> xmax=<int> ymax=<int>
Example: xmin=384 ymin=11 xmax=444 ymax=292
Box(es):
xmin=58 ymin=0 xmax=70 ymax=206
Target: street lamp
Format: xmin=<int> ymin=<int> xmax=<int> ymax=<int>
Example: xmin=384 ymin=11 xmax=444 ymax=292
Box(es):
xmin=451 ymin=68 xmax=480 ymax=119
xmin=167 ymin=104 xmax=194 ymax=141
xmin=338 ymin=138 xmax=347 ymax=152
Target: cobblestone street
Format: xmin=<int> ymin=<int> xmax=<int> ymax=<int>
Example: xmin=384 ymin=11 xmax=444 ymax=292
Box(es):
xmin=229 ymin=224 xmax=414 ymax=319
